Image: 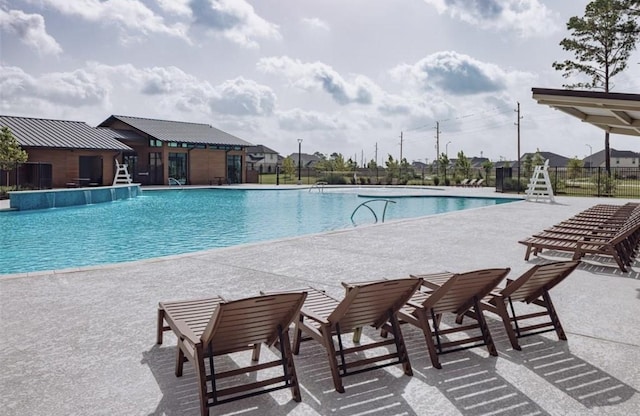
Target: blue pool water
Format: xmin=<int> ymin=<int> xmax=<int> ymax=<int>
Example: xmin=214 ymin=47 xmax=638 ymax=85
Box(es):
xmin=0 ymin=189 xmax=518 ymax=275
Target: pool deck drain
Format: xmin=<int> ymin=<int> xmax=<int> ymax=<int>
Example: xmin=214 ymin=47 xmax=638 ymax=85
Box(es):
xmin=1 ymin=186 xmax=638 ymax=416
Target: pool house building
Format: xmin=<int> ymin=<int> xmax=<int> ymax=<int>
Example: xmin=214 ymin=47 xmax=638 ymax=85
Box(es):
xmin=1 ymin=114 xmax=254 ymax=188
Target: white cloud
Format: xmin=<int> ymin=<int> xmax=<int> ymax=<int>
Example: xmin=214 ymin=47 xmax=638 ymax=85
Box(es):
xmin=390 ymin=51 xmax=534 ymax=96
xmin=0 ymin=63 xmax=277 ymax=118
xmin=0 ymin=9 xmax=62 ymax=55
xmin=210 ymin=77 xmax=276 ymax=116
xmin=422 ymin=0 xmax=560 ymax=37
xmin=301 ymin=17 xmax=330 ymax=31
xmin=0 ymin=65 xmax=109 ymax=107
xmin=189 ymin=0 xmax=280 ymax=48
xmin=156 ymin=0 xmax=192 ymax=17
xmin=277 ymin=108 xmax=342 ymax=131
xmin=257 ymin=56 xmax=379 ymax=105
xmin=28 ymin=0 xmax=188 ymax=40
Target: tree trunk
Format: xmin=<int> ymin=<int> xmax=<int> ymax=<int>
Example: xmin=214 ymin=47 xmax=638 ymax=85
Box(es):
xmin=604 ymin=131 xmax=611 ymax=176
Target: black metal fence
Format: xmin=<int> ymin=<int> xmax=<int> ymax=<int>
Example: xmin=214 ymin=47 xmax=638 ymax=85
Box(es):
xmin=496 ymin=166 xmax=640 ymax=198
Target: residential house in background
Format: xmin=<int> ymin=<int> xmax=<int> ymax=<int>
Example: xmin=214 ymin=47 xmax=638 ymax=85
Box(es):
xmin=246 ymin=145 xmax=280 ymax=173
xmin=0 ymin=115 xmax=132 ymax=188
xmin=584 ymin=148 xmax=639 ymax=168
xmin=518 ymin=151 xmax=570 ymax=168
xmin=286 ymin=153 xmax=321 ymax=169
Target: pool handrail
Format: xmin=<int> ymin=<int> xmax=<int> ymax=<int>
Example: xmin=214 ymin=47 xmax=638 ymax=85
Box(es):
xmin=350 ymin=199 xmax=396 ymax=225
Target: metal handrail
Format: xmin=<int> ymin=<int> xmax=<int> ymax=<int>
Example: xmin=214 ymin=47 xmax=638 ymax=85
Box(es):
xmin=309 ymin=181 xmax=328 ymax=193
xmin=168 ymin=177 xmax=182 ymax=187
xmin=350 ymin=199 xmax=396 ymax=225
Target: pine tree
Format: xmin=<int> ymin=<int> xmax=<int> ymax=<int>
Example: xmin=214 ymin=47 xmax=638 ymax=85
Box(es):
xmin=552 ymin=0 xmax=640 ymax=175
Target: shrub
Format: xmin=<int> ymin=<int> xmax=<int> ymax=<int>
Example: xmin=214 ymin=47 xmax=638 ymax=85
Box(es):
xmin=322 ymin=173 xmax=347 ymax=185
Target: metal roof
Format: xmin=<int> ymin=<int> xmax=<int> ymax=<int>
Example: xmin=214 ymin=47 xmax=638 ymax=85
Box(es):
xmin=0 ymin=115 xmax=132 ymax=150
xmin=531 ymin=88 xmax=640 ymax=136
xmin=100 ymin=115 xmax=253 ymax=146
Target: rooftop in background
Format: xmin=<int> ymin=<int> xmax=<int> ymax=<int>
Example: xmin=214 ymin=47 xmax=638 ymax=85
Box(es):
xmin=531 ymin=88 xmax=640 ymax=137
xmin=0 ymin=115 xmax=132 ymax=151
xmin=98 ymin=115 xmax=253 ymax=146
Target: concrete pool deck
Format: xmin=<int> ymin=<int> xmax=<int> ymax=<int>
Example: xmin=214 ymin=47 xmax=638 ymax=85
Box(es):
xmin=1 ymin=186 xmax=639 ymax=415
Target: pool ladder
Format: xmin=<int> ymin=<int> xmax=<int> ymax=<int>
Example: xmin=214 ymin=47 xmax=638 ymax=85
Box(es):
xmin=350 ymin=199 xmax=396 ymax=225
xmin=309 ymin=181 xmax=328 ymax=193
xmin=168 ymin=177 xmax=183 ymax=188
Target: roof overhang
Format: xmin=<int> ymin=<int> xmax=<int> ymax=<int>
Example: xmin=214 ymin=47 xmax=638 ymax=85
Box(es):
xmin=531 ymin=88 xmax=640 ymax=137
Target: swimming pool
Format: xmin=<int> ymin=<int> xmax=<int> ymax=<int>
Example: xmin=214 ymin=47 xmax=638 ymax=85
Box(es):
xmin=0 ymin=189 xmax=518 ymax=275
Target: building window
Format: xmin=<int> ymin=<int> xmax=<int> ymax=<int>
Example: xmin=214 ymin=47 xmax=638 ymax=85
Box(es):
xmin=149 ymin=139 xmax=162 ymax=147
xmin=168 ymin=152 xmax=188 ymax=184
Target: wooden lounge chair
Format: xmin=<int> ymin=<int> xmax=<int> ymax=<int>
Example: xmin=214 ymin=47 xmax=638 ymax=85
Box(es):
xmin=519 ymin=214 xmax=640 ymax=272
xmin=465 ymin=178 xmax=477 ymax=187
xmin=458 ymin=261 xmax=580 ymax=350
xmin=457 ymin=179 xmax=470 ymax=187
xmin=399 ymin=268 xmax=510 ymax=369
xmin=156 ymin=292 xmax=307 ymax=416
xmin=269 ymin=279 xmax=422 ymax=393
xmin=474 ymin=178 xmax=485 ymax=187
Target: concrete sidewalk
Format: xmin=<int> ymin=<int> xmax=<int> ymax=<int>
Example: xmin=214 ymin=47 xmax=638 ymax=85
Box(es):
xmin=1 ymin=189 xmax=638 ymax=415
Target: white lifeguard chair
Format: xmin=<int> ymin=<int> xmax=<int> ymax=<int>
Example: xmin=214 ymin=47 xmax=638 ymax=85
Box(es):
xmin=113 ymin=160 xmax=133 ymax=185
xmin=525 ymin=159 xmax=555 ymax=203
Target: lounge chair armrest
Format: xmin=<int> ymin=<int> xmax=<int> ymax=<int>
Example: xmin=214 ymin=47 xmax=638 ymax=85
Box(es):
xmin=301 ymin=309 xmax=330 ymax=325
xmin=173 ymin=320 xmax=201 ymax=345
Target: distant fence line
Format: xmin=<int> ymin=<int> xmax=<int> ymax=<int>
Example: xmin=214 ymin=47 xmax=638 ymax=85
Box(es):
xmin=496 ymin=167 xmax=640 ymax=198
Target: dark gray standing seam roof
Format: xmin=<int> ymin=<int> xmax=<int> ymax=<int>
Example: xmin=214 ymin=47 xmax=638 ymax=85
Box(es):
xmin=0 ymin=115 xmax=132 ymax=151
xmin=103 ymin=115 xmax=253 ymax=146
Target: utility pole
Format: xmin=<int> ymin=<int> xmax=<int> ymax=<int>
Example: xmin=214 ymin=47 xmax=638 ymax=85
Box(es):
xmin=515 ymin=102 xmax=522 ymax=194
xmin=375 ymin=142 xmax=378 ymax=166
xmin=435 ymin=121 xmax=440 ymax=175
xmin=399 ymin=131 xmax=403 ymax=179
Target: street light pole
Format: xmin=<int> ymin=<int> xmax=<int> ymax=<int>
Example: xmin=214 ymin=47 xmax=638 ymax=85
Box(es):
xmin=586 ymin=144 xmax=592 ymax=168
xmin=297 ymin=139 xmax=303 ymax=184
xmin=446 ymin=141 xmax=451 ymax=157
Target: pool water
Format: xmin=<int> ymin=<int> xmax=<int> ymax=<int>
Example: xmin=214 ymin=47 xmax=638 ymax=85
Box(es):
xmin=0 ymin=189 xmax=517 ymax=275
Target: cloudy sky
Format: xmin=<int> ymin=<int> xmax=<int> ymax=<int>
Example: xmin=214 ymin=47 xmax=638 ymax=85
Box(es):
xmin=2 ymin=0 xmax=640 ymax=164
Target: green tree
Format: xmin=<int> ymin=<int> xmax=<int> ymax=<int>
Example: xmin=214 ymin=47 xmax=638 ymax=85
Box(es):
xmin=282 ymin=156 xmax=296 ymax=179
xmin=568 ymin=156 xmax=584 ymax=179
xmin=0 ymin=126 xmax=28 ymax=188
xmin=438 ymin=153 xmax=450 ymax=184
xmin=313 ymin=152 xmax=331 ymax=171
xmin=366 ymin=159 xmax=378 ymax=169
xmin=329 ymin=153 xmax=348 ymax=172
xmin=481 ymin=160 xmax=494 ymax=186
xmin=523 ymin=154 xmax=534 ymax=178
xmin=553 ymin=0 xmax=640 ymax=175
xmin=533 ymin=150 xmax=545 ymax=167
xmin=385 ymin=154 xmax=399 ymax=181
xmin=455 ymin=150 xmax=471 ymax=179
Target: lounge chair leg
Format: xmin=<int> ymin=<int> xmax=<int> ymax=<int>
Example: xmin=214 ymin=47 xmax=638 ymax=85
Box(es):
xmin=292 ymin=315 xmax=303 ymax=355
xmin=156 ymin=308 xmax=165 ymax=345
xmin=495 ymin=299 xmax=521 ymax=350
xmin=389 ymin=312 xmax=412 ymax=376
xmin=524 ymin=245 xmax=532 ymax=261
xmin=418 ymin=308 xmax=441 ymax=369
xmin=280 ymin=329 xmax=302 ymax=402
xmin=472 ymin=297 xmax=497 ymax=357
xmin=193 ymin=344 xmax=210 ymax=416
xmin=542 ymin=290 xmax=567 ymax=341
xmin=322 ymin=327 xmax=345 ymax=393
xmin=175 ymin=337 xmax=186 ymax=377
xmin=251 ymin=343 xmax=262 ymax=361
